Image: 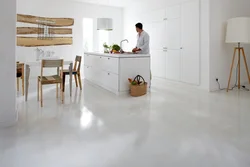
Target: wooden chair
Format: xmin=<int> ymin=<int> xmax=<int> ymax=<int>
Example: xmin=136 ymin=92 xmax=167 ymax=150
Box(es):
xmin=37 ymin=59 xmax=64 ymax=107
xmin=16 ymin=62 xmax=25 ymax=96
xmin=62 ymin=56 xmax=82 ymax=90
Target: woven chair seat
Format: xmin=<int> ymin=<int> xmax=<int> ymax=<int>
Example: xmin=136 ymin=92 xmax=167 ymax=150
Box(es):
xmin=38 ymin=75 xmax=62 ymax=84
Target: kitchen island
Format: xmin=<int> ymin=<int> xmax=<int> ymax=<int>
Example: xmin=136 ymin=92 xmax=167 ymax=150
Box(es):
xmin=84 ymin=52 xmax=150 ymax=95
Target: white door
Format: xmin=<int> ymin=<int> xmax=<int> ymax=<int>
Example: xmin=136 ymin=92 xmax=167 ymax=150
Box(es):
xmin=165 ymin=5 xmax=181 ymax=81
xmin=181 ymin=0 xmax=200 ymax=85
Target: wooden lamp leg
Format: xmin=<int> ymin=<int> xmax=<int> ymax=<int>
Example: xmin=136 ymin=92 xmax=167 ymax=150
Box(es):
xmin=241 ymin=48 xmax=250 ymax=83
xmin=227 ymin=48 xmax=237 ymax=92
xmin=238 ymin=48 xmax=241 ymax=89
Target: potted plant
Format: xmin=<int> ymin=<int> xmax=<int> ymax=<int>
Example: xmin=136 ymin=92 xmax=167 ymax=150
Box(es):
xmin=103 ymin=42 xmax=111 ymax=53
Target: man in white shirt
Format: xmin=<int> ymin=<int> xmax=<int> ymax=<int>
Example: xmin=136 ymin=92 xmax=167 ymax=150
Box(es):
xmin=132 ymin=23 xmax=150 ymax=54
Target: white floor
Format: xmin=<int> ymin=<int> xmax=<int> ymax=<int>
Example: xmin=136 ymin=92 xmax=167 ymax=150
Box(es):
xmin=1 ymin=79 xmax=250 ymax=167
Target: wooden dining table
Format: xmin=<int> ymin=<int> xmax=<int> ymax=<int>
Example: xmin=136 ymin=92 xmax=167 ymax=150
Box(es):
xmin=24 ymin=60 xmax=73 ymax=101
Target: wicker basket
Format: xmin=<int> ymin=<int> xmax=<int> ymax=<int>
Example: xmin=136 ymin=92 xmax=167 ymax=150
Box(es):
xmin=130 ymin=75 xmax=147 ymax=97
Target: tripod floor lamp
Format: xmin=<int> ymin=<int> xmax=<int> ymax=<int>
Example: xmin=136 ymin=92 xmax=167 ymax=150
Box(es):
xmin=226 ymin=17 xmax=250 ymax=92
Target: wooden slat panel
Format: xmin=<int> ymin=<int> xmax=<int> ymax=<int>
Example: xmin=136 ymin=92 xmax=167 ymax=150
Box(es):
xmin=17 ymin=27 xmax=72 ymax=35
xmin=17 ymin=37 xmax=73 ymax=47
xmin=17 ymin=14 xmax=74 ymax=27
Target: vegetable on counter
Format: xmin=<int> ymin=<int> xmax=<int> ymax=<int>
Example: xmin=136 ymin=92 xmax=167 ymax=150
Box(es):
xmin=112 ymin=44 xmax=120 ymax=52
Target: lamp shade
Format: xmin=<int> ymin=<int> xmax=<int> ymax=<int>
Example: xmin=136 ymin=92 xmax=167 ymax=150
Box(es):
xmin=226 ymin=17 xmax=250 ymax=44
xmin=97 ymin=18 xmax=113 ymax=31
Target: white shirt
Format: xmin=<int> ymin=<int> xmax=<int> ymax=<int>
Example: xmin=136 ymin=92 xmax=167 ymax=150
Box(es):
xmin=136 ymin=31 xmax=150 ymax=54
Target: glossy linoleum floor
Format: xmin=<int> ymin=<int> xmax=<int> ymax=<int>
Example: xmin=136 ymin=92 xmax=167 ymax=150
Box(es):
xmin=1 ymin=79 xmax=250 ymax=167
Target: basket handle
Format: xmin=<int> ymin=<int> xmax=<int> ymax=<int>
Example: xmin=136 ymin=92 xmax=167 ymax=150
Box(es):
xmin=133 ymin=75 xmax=145 ymax=85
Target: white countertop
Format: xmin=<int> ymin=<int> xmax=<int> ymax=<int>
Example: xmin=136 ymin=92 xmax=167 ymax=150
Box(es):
xmin=84 ymin=52 xmax=150 ymax=58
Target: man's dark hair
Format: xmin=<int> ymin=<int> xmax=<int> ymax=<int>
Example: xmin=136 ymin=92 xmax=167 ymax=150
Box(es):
xmin=135 ymin=23 xmax=143 ymax=29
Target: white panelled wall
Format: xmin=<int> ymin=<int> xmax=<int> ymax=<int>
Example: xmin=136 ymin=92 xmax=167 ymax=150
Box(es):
xmin=0 ymin=0 xmax=17 ymax=126
xmin=124 ymin=0 xmax=210 ymax=90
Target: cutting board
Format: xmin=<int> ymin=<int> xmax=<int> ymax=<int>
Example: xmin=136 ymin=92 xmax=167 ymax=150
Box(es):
xmin=17 ymin=27 xmax=72 ymax=35
xmin=17 ymin=37 xmax=73 ymax=47
xmin=17 ymin=14 xmax=74 ymax=27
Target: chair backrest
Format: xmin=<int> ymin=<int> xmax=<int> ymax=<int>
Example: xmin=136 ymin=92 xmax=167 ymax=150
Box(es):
xmin=16 ymin=62 xmax=23 ymax=70
xmin=41 ymin=59 xmax=64 ymax=77
xmin=73 ymin=56 xmax=82 ymax=72
xmin=16 ymin=62 xmax=24 ymax=77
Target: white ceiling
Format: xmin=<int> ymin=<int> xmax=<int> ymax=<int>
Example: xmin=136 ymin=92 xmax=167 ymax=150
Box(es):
xmin=72 ymin=0 xmax=140 ymax=7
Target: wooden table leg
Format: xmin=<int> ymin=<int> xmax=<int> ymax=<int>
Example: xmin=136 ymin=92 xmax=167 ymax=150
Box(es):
xmin=69 ymin=63 xmax=73 ymax=97
xmin=25 ymin=65 xmax=30 ymax=102
xmin=22 ymin=64 xmax=25 ymax=96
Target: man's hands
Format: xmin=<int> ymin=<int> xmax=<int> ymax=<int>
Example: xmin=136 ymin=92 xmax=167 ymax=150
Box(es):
xmin=132 ymin=47 xmax=141 ymax=53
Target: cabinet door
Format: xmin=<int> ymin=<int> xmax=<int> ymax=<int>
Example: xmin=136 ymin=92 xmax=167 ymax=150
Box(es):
xmin=102 ymin=57 xmax=119 ymax=74
xmin=85 ymin=65 xmax=95 ymax=82
xmin=151 ymin=50 xmax=166 ymax=78
xmin=166 ymin=50 xmax=181 ymax=81
xmin=84 ymin=65 xmax=90 ymax=80
xmin=92 ymin=55 xmax=103 ymax=70
xmin=166 ymin=5 xmax=181 ymax=19
xmin=165 ymin=5 xmax=181 ymax=81
xmin=104 ymin=72 xmax=119 ymax=92
xmin=166 ymin=18 xmax=181 ymax=50
xmin=151 ymin=21 xmax=166 ymax=50
xmin=84 ymin=54 xmax=92 ymax=66
xmin=151 ymin=9 xmax=166 ymax=22
xmin=181 ymin=0 xmax=200 ymax=85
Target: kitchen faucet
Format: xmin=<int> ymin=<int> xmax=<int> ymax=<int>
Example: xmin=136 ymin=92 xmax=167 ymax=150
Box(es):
xmin=120 ymin=39 xmax=129 ymax=53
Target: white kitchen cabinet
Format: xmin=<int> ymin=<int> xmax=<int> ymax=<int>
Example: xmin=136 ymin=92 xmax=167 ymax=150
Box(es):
xmin=165 ymin=4 xmax=182 ymax=81
xmin=84 ymin=65 xmax=91 ymax=80
xmin=151 ymin=50 xmax=166 ymax=78
xmin=151 ymin=9 xmax=166 ymax=22
xmin=102 ymin=56 xmax=119 ymax=74
xmin=166 ymin=18 xmax=181 ymax=50
xmin=84 ymin=55 xmax=92 ymax=67
xmin=166 ymin=50 xmax=181 ymax=81
xmin=119 ymin=57 xmax=151 ymax=92
xmin=149 ymin=0 xmax=200 ymax=85
xmin=84 ymin=52 xmax=151 ymax=94
xmin=151 ymin=21 xmax=166 ymax=50
xmin=150 ymin=17 xmax=166 ymax=79
xmin=166 ymin=5 xmax=181 ymax=19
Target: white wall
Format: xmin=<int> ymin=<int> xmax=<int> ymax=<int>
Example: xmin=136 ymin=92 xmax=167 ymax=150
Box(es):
xmin=123 ymin=0 xmax=210 ymax=90
xmin=0 ymin=0 xmax=17 ymax=125
xmin=17 ymin=0 xmax=123 ymax=78
xmin=209 ymin=0 xmax=250 ymax=91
